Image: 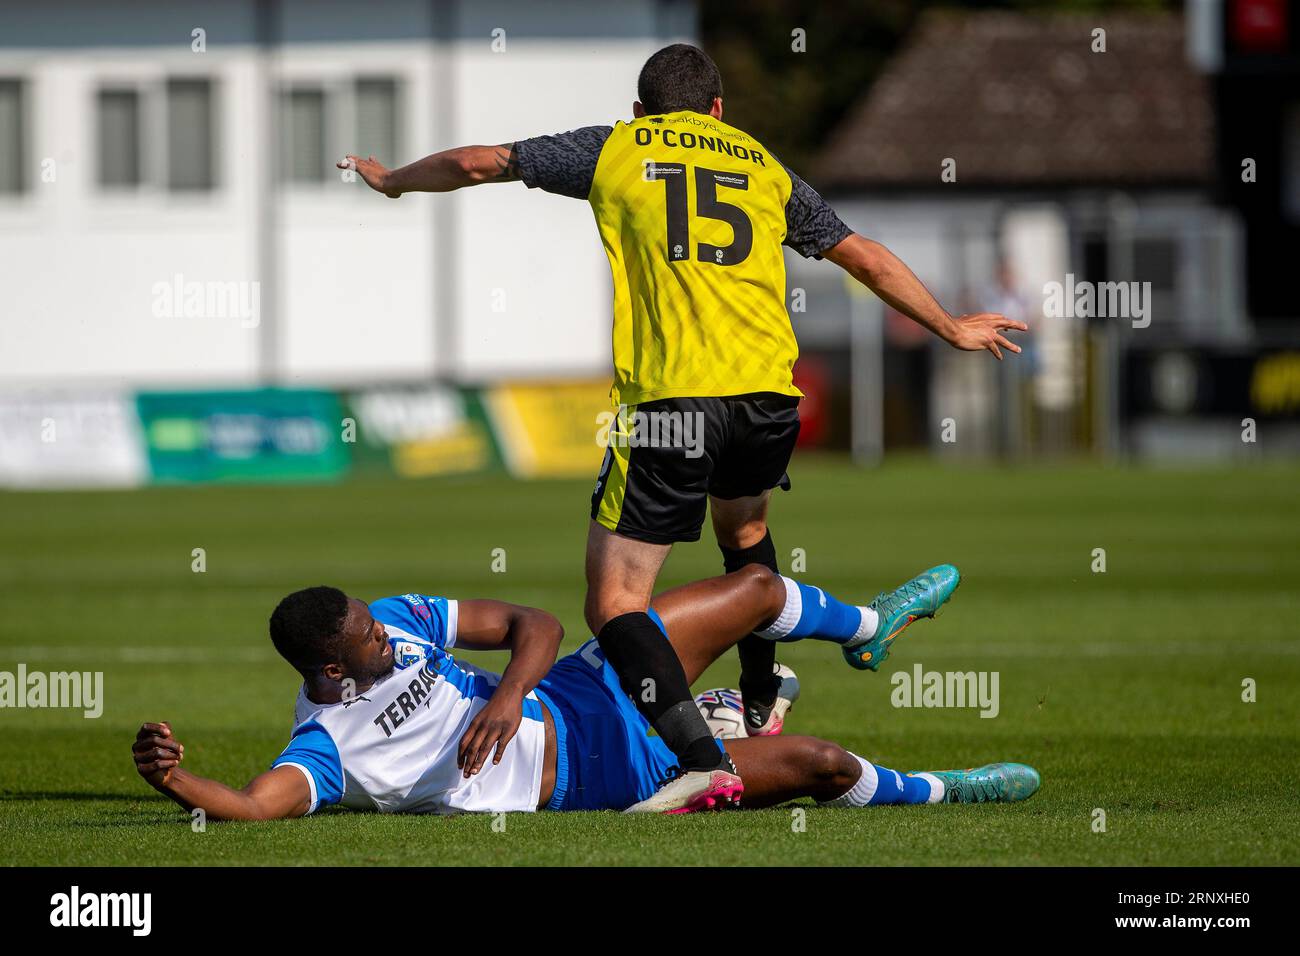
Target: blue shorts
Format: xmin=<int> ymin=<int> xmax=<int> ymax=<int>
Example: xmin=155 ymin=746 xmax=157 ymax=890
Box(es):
xmin=534 ymin=637 xmax=723 ymax=812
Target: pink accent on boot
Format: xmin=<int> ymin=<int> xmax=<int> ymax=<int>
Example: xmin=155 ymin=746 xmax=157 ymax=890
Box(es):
xmin=661 ymin=772 xmax=745 ymax=814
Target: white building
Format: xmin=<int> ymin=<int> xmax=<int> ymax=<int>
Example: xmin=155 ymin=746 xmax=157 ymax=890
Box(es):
xmin=801 ymin=10 xmax=1250 ymax=459
xmin=0 ymin=0 xmax=694 ymax=389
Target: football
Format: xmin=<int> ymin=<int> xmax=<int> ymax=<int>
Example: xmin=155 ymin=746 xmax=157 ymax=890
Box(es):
xmin=694 ymin=687 xmax=748 ymax=739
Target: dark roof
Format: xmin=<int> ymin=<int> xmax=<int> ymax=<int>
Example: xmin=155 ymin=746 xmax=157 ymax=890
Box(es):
xmin=814 ymin=11 xmax=1214 ymax=191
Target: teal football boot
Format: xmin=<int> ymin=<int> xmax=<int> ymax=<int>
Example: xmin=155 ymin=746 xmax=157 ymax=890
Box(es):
xmin=922 ymin=763 xmax=1041 ymax=804
xmin=843 ymin=564 xmax=960 ymax=671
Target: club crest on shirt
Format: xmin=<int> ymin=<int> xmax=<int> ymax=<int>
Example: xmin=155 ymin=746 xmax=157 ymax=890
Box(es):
xmin=393 ymin=641 xmax=427 ymax=669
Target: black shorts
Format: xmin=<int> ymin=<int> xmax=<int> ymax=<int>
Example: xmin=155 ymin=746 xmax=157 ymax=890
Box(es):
xmin=590 ymin=393 xmax=801 ymax=545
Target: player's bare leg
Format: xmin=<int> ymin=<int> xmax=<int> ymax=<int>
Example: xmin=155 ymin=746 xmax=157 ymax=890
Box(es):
xmin=709 ymin=492 xmax=771 ymax=558
xmin=644 ymin=562 xmax=997 ymax=809
xmin=624 ymin=559 xmax=962 ymax=813
xmin=583 ymin=522 xmax=670 ymax=633
xmin=650 ymin=564 xmax=787 ymax=684
xmin=721 ymin=735 xmax=861 ymax=807
xmin=651 ymin=555 xmax=969 ymax=695
xmin=722 ymin=735 xmax=1042 ymax=809
xmin=710 ymin=491 xmax=788 ymax=735
xmin=584 ymin=523 xmax=738 ymax=798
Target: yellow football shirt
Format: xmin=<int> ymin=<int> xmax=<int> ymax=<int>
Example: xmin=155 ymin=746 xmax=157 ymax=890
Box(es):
xmin=516 ymin=113 xmax=851 ymax=406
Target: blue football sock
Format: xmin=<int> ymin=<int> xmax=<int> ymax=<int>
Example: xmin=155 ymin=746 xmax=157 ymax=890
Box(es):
xmin=820 ymin=756 xmax=937 ymax=807
xmin=760 ymin=577 xmax=873 ymax=645
xmin=865 ymin=765 xmax=935 ymax=805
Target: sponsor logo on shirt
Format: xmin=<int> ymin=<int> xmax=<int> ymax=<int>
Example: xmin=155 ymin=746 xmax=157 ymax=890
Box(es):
xmin=401 ymin=593 xmax=433 ymax=620
xmin=372 ymin=663 xmax=441 ymax=738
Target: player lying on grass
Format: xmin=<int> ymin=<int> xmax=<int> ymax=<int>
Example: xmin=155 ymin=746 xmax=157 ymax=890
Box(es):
xmin=340 ymin=43 xmax=1030 ymax=813
xmin=131 ymin=564 xmax=1040 ymax=818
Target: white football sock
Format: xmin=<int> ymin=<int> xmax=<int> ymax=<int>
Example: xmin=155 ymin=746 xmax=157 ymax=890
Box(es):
xmin=756 ymin=576 xmax=801 ymax=639
xmin=850 ymin=606 xmax=880 ymax=645
xmin=757 ymin=577 xmax=880 ymax=645
xmin=911 ymin=772 xmax=946 ymax=803
xmin=818 ymin=753 xmax=878 ymax=807
xmin=818 ymin=755 xmax=947 ymax=806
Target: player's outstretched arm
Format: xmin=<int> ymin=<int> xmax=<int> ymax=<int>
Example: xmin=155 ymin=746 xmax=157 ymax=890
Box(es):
xmin=824 ymin=233 xmax=1028 ymax=360
xmin=452 ymin=600 xmax=564 ymax=778
xmin=338 ymin=144 xmax=520 ymax=198
xmin=132 ymin=722 xmax=310 ymax=821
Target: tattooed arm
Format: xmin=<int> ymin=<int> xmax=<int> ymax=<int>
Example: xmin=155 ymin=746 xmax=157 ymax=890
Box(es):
xmin=338 ymin=144 xmax=519 ymax=198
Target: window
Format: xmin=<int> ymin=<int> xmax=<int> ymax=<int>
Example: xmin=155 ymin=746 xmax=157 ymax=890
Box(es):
xmin=280 ymin=87 xmax=327 ymax=183
xmin=167 ymin=78 xmax=215 ymax=190
xmin=277 ymin=76 xmax=401 ymax=186
xmin=98 ymin=88 xmax=142 ymax=187
xmin=1132 ymin=237 xmax=1178 ymax=332
xmin=0 ymin=79 xmax=24 ymax=194
xmin=96 ymin=79 xmax=217 ymax=191
xmin=355 ymin=77 xmax=398 ymax=167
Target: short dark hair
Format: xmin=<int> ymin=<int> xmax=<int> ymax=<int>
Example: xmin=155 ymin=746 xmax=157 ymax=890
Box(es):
xmin=637 ymin=43 xmax=723 ymax=115
xmin=269 ymin=586 xmax=349 ymax=675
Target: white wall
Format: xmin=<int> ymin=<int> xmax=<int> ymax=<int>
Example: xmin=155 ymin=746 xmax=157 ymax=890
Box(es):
xmin=447 ymin=38 xmax=655 ymax=381
xmin=0 ymin=0 xmax=688 ymax=389
xmin=0 ymin=46 xmax=264 ymax=387
xmin=274 ymin=38 xmax=439 ymax=386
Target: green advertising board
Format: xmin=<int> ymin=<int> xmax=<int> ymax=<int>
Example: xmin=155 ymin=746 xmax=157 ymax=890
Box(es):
xmin=135 ymin=389 xmax=349 ymax=484
xmin=342 ymin=385 xmax=503 ymax=478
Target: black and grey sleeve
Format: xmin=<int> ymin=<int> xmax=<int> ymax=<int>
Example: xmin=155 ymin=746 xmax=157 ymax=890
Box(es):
xmin=782 ymin=165 xmax=853 ymax=259
xmin=513 ymin=125 xmax=614 ymax=200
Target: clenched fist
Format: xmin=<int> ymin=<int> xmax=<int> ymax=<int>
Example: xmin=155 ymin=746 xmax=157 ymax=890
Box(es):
xmin=132 ymin=721 xmax=184 ymax=789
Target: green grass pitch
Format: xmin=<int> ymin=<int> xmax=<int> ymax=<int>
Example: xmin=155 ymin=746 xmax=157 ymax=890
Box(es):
xmin=1 ymin=455 xmax=1297 ymax=866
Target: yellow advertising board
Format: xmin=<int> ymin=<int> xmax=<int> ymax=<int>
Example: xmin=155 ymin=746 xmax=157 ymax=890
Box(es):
xmin=483 ymin=380 xmax=611 ymax=478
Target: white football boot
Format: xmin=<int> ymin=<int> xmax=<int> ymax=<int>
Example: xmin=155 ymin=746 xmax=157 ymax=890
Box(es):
xmin=623 ymin=754 xmax=744 ymax=814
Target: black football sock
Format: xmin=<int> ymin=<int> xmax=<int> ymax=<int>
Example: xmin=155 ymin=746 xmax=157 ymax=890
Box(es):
xmin=721 ymin=530 xmax=781 ymax=708
xmin=736 ymin=635 xmax=779 ymax=709
xmin=595 ymin=611 xmax=726 ymax=772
